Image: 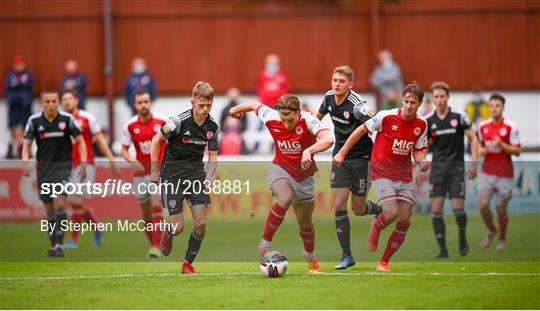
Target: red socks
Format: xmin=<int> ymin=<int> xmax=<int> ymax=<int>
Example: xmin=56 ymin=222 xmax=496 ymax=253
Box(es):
xmin=375 ymin=213 xmax=389 ymax=231
xmin=262 ymin=203 xmax=288 ymax=242
xmin=70 ymin=204 xmax=85 ymax=241
xmin=498 ymin=216 xmax=509 ymax=241
xmin=381 ymin=220 xmax=410 ymax=263
xmin=480 ymin=209 xmax=497 ymax=233
xmin=151 ymin=206 xmax=164 ymax=248
xmin=299 ymin=226 xmax=315 ymax=253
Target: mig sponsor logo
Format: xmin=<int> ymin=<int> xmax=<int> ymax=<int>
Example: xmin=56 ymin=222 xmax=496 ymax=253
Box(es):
xmin=392 ymin=139 xmax=414 ymax=156
xmin=277 ymin=140 xmax=302 ymax=155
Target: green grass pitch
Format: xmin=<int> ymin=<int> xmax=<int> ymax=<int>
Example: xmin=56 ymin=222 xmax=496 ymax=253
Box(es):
xmin=1 ymin=214 xmax=539 ymax=309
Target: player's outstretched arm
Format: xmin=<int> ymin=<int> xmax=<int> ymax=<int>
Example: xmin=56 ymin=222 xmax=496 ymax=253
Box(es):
xmin=150 ymin=131 xmax=166 ymax=182
xmin=21 ymin=138 xmax=33 ymax=176
xmin=229 ymin=100 xmax=262 ymax=118
xmin=74 ymin=135 xmax=87 ymax=181
xmin=333 ymin=125 xmax=368 ymax=167
xmin=465 ymin=128 xmax=479 ymax=179
xmin=95 ymin=132 xmax=120 ymax=177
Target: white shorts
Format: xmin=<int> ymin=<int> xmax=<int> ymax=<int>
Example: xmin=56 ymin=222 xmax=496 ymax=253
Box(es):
xmin=133 ymin=175 xmax=152 ymax=203
xmin=69 ymin=165 xmax=96 ymax=198
xmin=372 ymin=178 xmax=416 ymax=205
xmin=267 ymin=164 xmax=314 ymax=204
xmin=477 ymin=172 xmax=513 ymax=199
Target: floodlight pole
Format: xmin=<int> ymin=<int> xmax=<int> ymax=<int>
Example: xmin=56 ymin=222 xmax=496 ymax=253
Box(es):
xmin=103 ymin=0 xmax=115 ymax=140
xmin=370 ymin=0 xmax=381 ymax=109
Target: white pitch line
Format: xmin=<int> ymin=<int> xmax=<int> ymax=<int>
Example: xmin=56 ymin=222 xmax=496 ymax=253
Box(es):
xmin=0 ymin=271 xmax=539 ymax=281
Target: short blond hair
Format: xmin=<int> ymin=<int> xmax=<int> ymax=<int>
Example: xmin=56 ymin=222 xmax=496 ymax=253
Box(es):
xmin=333 ymin=65 xmax=354 ymax=81
xmin=192 ymin=81 xmax=215 ymax=101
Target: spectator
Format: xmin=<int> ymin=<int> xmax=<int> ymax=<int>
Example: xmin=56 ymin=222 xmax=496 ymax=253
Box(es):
xmin=464 ymin=86 xmax=489 ymax=127
xmin=124 ymin=57 xmax=157 ymax=115
xmin=379 ymin=89 xmax=401 ymax=111
xmin=419 ymin=94 xmax=434 ymax=117
xmin=464 ymin=86 xmax=489 ymax=154
xmin=4 ymin=55 xmax=34 ymax=159
xmin=256 ymin=54 xmax=291 ymax=109
xmin=220 ymin=87 xmax=247 ymax=132
xmin=61 ymin=59 xmax=88 ymax=109
xmin=301 ymin=101 xmax=314 ymax=114
xmin=370 ymin=49 xmax=404 ymax=106
xmin=219 ymin=116 xmax=248 ymax=155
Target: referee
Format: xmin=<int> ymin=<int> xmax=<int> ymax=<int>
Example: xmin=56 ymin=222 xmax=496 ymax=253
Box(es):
xmin=22 ymin=90 xmax=87 ymax=257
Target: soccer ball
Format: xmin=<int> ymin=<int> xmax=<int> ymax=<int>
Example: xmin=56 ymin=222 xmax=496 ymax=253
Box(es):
xmin=259 ymin=251 xmax=288 ymax=278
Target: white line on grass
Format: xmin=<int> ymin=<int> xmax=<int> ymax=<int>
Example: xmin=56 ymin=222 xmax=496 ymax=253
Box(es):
xmin=1 ymin=271 xmax=539 ymax=281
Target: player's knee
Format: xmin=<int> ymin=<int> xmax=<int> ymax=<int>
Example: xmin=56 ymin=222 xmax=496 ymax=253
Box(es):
xmin=194 ymin=219 xmax=206 ymax=234
xmin=277 ymin=195 xmax=294 ymax=208
xmin=53 ymin=195 xmax=67 ymax=209
xmin=384 ymin=210 xmax=398 ymax=223
xmin=496 ymin=201 xmax=508 ymax=216
xmin=498 ymin=197 xmax=510 ymax=207
xmin=333 ymin=201 xmax=347 ymax=211
xmin=170 ymin=222 xmax=184 ymax=235
xmin=69 ymin=195 xmax=84 ymax=205
xmin=350 ymin=202 xmax=365 ymax=216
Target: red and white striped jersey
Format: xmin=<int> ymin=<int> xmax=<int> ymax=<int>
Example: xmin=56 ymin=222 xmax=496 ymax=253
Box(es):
xmin=478 ymin=118 xmax=520 ymax=177
xmin=121 ymin=113 xmax=167 ymax=176
xmin=71 ymin=109 xmax=101 ymax=165
xmin=363 ymin=108 xmax=428 ymax=182
xmin=256 ymin=104 xmax=329 ymax=182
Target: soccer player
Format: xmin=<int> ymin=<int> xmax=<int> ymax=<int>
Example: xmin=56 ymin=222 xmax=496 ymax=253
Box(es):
xmin=151 ymin=81 xmax=220 ymax=274
xmin=426 ymin=82 xmax=479 ymax=258
xmin=60 ymin=89 xmax=119 ymax=249
xmin=477 ymin=93 xmax=521 ymax=250
xmin=120 ymin=89 xmax=167 ymax=258
xmin=230 ymin=94 xmax=334 ymax=273
xmin=316 ymin=65 xmax=381 ymax=269
xmin=22 ymin=90 xmax=87 ymax=257
xmin=334 ymin=83 xmax=429 ymax=272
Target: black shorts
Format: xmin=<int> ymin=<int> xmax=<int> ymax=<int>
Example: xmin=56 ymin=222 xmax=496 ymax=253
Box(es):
xmin=36 ymin=164 xmax=71 ymax=203
xmin=330 ymin=160 xmax=370 ymax=197
xmin=160 ymin=173 xmax=211 ymax=216
xmin=429 ymin=165 xmax=465 ymax=199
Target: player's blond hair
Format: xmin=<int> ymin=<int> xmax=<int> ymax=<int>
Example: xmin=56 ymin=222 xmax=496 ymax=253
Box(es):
xmin=333 ymin=65 xmax=354 ymax=81
xmin=275 ymin=94 xmax=301 ymax=112
xmin=192 ymin=81 xmax=215 ymax=101
xmin=430 ymin=81 xmax=450 ymax=95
